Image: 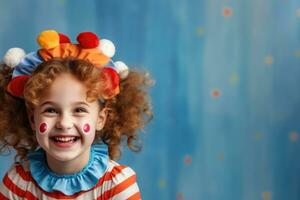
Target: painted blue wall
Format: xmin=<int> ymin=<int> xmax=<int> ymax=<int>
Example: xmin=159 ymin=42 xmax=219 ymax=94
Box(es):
xmin=1 ymin=0 xmax=300 ymax=199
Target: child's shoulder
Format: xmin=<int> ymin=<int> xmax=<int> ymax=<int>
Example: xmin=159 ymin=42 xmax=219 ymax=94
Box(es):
xmin=106 ymin=159 xmax=137 ymax=180
xmin=98 ymin=159 xmax=140 ymax=199
xmin=0 ymin=161 xmax=34 ymax=199
xmin=4 ymin=161 xmax=31 ymax=181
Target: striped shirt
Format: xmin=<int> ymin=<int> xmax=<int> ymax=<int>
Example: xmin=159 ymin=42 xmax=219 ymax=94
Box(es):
xmin=0 ymin=159 xmax=141 ymax=200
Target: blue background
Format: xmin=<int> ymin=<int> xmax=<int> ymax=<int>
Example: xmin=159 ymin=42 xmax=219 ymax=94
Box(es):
xmin=1 ymin=0 xmax=300 ymax=199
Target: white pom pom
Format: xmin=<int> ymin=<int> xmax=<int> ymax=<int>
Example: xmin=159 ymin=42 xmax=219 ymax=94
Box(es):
xmin=98 ymin=39 xmax=115 ymax=58
xmin=3 ymin=48 xmax=26 ymax=67
xmin=114 ymin=61 xmax=129 ymax=79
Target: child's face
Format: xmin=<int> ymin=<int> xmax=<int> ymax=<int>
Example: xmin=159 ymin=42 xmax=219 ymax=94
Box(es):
xmin=28 ymin=73 xmax=107 ymax=162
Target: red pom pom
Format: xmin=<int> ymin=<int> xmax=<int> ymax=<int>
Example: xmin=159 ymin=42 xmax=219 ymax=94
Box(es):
xmin=7 ymin=75 xmax=31 ymax=97
xmin=59 ymin=33 xmax=71 ymax=43
xmin=76 ymin=32 xmax=99 ymax=48
xmin=100 ymin=68 xmax=120 ymax=98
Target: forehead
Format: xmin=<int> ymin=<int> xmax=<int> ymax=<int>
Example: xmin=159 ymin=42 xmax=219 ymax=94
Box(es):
xmin=40 ymin=73 xmax=88 ymax=104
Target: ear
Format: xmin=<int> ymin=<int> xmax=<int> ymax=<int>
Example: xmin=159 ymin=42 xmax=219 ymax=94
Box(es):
xmin=27 ymin=109 xmax=36 ymax=131
xmin=96 ymin=108 xmax=108 ymax=131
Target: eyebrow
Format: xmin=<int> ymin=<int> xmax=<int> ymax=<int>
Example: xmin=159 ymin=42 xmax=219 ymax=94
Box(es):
xmin=41 ymin=101 xmax=90 ymax=107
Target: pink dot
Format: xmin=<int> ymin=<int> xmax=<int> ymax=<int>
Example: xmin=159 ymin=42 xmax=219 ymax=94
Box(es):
xmin=290 ymin=131 xmax=298 ymax=142
xmin=176 ymin=193 xmax=184 ymax=200
xmin=39 ymin=123 xmax=47 ymax=133
xmin=184 ymin=155 xmax=192 ymax=165
xmin=83 ymin=123 xmax=90 ymax=133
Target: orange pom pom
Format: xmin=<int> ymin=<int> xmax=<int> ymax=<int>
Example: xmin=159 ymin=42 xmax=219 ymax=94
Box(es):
xmin=37 ymin=30 xmax=60 ymax=49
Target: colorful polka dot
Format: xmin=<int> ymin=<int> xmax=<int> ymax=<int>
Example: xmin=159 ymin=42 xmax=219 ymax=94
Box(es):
xmin=176 ymin=192 xmax=184 ymax=200
xmin=296 ymin=9 xmax=300 ymax=17
xmin=211 ymin=89 xmax=221 ymax=98
xmin=229 ymin=73 xmax=239 ymax=85
xmin=262 ymin=191 xmax=272 ymax=200
xmin=183 ymin=155 xmax=192 ymax=165
xmin=196 ymin=27 xmax=205 ymax=35
xmin=289 ymin=131 xmax=298 ymax=142
xmin=294 ymin=50 xmax=300 ymax=57
xmin=255 ymin=132 xmax=262 ymax=140
xmin=158 ymin=178 xmax=166 ymax=189
xmin=223 ymin=7 xmax=233 ymax=17
xmin=264 ymin=55 xmax=273 ymax=65
xmin=218 ymin=152 xmax=225 ymax=161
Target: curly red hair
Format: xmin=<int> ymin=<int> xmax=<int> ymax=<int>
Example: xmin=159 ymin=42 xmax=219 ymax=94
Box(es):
xmin=0 ymin=58 xmax=153 ymax=161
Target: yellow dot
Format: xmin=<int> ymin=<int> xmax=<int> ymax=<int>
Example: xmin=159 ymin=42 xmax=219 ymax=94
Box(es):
xmin=218 ymin=152 xmax=225 ymax=160
xmin=262 ymin=191 xmax=272 ymax=200
xmin=294 ymin=50 xmax=300 ymax=57
xmin=196 ymin=27 xmax=205 ymax=35
xmin=296 ymin=9 xmax=300 ymax=17
xmin=264 ymin=55 xmax=273 ymax=65
xmin=229 ymin=73 xmax=239 ymax=85
xmin=255 ymin=132 xmax=262 ymax=140
xmin=158 ymin=178 xmax=166 ymax=189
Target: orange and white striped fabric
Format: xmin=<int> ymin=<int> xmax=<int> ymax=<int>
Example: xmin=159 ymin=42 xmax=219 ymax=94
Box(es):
xmin=0 ymin=159 xmax=141 ymax=200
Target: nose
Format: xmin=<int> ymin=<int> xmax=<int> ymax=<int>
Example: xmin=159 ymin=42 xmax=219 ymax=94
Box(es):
xmin=56 ymin=114 xmax=73 ymax=130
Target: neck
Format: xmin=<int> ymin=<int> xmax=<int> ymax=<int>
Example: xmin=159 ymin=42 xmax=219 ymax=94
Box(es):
xmin=46 ymin=147 xmax=91 ymax=175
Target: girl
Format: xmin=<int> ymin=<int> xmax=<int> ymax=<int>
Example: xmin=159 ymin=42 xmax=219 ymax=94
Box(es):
xmin=0 ymin=30 xmax=152 ymax=199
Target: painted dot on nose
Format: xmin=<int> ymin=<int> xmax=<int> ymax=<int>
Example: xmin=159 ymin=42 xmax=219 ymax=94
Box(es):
xmin=39 ymin=123 xmax=47 ymax=133
xmin=83 ymin=123 xmax=90 ymax=133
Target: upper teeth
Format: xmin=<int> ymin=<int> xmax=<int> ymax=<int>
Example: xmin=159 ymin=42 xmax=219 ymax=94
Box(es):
xmin=53 ymin=137 xmax=77 ymax=142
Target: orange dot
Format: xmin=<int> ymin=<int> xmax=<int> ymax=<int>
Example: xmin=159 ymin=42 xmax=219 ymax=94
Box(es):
xmin=218 ymin=152 xmax=225 ymax=160
xmin=211 ymin=89 xmax=221 ymax=98
xmin=223 ymin=7 xmax=232 ymax=17
xmin=262 ymin=191 xmax=272 ymax=200
xmin=264 ymin=55 xmax=273 ymax=65
xmin=294 ymin=50 xmax=300 ymax=57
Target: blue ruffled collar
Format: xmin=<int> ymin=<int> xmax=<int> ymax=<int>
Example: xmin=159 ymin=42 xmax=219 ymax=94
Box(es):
xmin=28 ymin=144 xmax=109 ymax=195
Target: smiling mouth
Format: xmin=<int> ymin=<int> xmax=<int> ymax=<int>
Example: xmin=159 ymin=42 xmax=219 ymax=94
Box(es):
xmin=50 ymin=136 xmax=81 ymax=143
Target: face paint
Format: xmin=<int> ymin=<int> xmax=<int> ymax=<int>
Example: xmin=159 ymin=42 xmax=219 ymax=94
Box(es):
xmin=83 ymin=123 xmax=90 ymax=134
xmin=39 ymin=122 xmax=48 ymax=134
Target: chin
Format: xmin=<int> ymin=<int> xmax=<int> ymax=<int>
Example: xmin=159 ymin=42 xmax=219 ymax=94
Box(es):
xmin=53 ymin=153 xmax=79 ymax=162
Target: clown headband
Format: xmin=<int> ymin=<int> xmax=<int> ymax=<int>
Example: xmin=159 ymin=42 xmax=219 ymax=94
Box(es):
xmin=2 ymin=30 xmax=129 ymax=99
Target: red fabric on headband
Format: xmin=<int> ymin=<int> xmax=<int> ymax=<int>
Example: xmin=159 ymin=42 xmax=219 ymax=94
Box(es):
xmin=7 ymin=75 xmax=31 ymax=97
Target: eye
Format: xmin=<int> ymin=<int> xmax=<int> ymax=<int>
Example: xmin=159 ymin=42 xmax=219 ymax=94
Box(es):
xmin=75 ymin=107 xmax=88 ymax=113
xmin=43 ymin=107 xmax=58 ymax=113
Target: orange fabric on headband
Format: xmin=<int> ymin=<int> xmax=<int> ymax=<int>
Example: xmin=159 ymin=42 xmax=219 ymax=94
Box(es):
xmin=38 ymin=43 xmax=110 ymax=68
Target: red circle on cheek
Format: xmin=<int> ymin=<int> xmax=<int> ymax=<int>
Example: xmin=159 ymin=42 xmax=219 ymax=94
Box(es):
xmin=39 ymin=123 xmax=47 ymax=133
xmin=83 ymin=124 xmax=90 ymax=133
